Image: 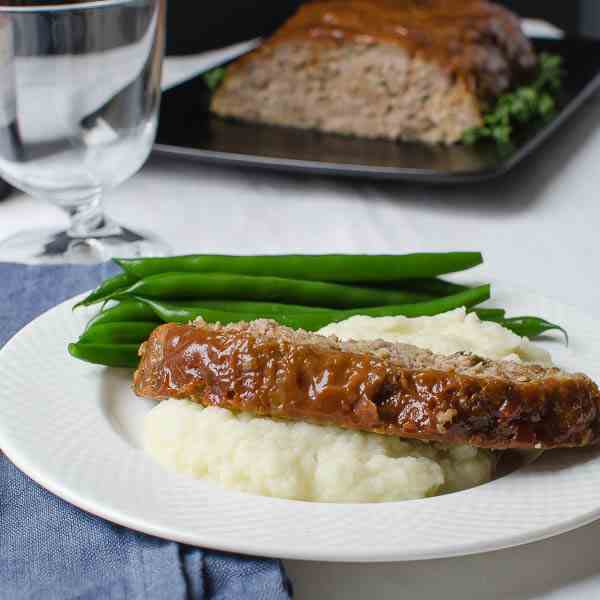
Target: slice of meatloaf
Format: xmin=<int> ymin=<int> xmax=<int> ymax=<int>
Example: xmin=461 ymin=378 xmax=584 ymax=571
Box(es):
xmin=134 ymin=319 xmax=600 ymax=450
xmin=210 ymin=0 xmax=537 ymax=144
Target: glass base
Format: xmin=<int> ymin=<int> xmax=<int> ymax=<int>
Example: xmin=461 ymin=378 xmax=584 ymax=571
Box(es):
xmin=0 ymin=223 xmax=171 ymax=264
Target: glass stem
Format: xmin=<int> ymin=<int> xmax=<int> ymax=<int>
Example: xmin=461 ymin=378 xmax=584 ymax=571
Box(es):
xmin=66 ymin=191 xmax=120 ymax=239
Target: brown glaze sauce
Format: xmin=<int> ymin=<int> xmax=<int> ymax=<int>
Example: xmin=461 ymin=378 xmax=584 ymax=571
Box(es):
xmin=134 ymin=324 xmax=600 ymax=450
xmin=234 ymin=0 xmax=537 ymax=99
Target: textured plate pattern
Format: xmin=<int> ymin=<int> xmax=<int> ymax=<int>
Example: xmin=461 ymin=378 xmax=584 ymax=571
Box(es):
xmin=1 ymin=287 xmax=600 ymax=562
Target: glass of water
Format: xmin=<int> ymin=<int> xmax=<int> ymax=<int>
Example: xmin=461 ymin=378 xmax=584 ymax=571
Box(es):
xmin=0 ymin=0 xmax=168 ymax=263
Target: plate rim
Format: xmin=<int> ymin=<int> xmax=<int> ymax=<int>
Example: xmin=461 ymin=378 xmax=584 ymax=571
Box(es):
xmin=6 ymin=438 xmax=600 ymax=563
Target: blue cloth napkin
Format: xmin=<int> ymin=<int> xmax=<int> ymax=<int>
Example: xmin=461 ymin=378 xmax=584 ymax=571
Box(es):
xmin=0 ymin=263 xmax=293 ymax=600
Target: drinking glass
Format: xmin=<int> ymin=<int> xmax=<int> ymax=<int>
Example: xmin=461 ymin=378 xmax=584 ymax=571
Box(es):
xmin=0 ymin=0 xmax=168 ymax=263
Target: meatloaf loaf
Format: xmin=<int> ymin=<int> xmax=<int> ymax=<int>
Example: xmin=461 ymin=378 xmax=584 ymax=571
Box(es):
xmin=134 ymin=319 xmax=600 ymax=450
xmin=210 ymin=0 xmax=537 ymax=144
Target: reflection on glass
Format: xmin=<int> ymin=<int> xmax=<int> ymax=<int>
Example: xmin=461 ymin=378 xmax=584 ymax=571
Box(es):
xmin=0 ymin=0 xmax=168 ymax=263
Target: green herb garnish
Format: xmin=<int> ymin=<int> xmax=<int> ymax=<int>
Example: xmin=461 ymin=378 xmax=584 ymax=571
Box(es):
xmin=203 ymin=66 xmax=227 ymax=92
xmin=463 ymin=53 xmax=563 ymax=146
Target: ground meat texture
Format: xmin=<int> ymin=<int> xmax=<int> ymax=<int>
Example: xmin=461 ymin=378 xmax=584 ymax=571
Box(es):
xmin=133 ymin=319 xmax=600 ymax=450
xmin=210 ymin=0 xmax=536 ymax=144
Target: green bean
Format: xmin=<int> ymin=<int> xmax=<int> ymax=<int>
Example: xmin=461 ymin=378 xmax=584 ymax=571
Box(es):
xmin=343 ymin=285 xmax=490 ymax=318
xmin=372 ymin=278 xmax=468 ymax=296
xmin=75 ymin=272 xmax=138 ymax=308
xmin=68 ymin=343 xmax=140 ymax=368
xmin=79 ymin=322 xmax=159 ymax=345
xmin=85 ymin=299 xmax=160 ymax=330
xmin=115 ymin=253 xmax=483 ymax=283
xmin=137 ymin=299 xmax=336 ymax=331
xmin=495 ymin=316 xmax=568 ymax=342
xmin=77 ymin=253 xmax=483 ymax=308
xmin=132 ymin=298 xmax=501 ymax=324
xmin=161 ymin=299 xmax=507 ymax=317
xmin=112 ymin=273 xmax=435 ymax=308
xmin=472 ymin=308 xmax=506 ymax=320
xmin=136 ymin=285 xmax=491 ymax=330
xmin=467 ymin=310 xmax=567 ymax=341
xmin=164 ymin=300 xmax=335 ymax=314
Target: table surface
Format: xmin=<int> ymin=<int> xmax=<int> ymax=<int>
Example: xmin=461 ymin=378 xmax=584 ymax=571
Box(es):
xmin=2 ymin=33 xmax=600 ymax=600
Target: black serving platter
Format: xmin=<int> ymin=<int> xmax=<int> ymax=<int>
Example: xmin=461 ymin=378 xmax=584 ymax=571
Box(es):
xmin=154 ymin=37 xmax=600 ymax=183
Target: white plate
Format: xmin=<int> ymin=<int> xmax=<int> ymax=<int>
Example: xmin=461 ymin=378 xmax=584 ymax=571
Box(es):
xmin=1 ymin=287 xmax=600 ymax=563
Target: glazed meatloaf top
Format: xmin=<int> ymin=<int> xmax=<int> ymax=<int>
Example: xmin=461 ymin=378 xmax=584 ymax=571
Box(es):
xmin=231 ymin=0 xmax=536 ymax=100
xmin=134 ymin=319 xmax=600 ymax=450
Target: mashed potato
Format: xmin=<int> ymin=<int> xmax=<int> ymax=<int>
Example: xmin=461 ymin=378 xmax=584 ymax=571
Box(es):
xmin=319 ymin=308 xmax=552 ymax=366
xmin=144 ymin=309 xmax=547 ymax=502
xmin=145 ymin=400 xmax=493 ymax=502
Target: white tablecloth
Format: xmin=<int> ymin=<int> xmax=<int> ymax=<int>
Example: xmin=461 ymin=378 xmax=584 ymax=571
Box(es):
xmin=2 ymin=37 xmax=600 ymax=599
